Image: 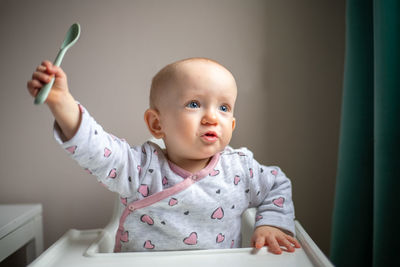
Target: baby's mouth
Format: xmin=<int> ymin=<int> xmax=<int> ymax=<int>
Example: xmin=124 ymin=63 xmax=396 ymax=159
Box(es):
xmin=201 ymin=131 xmax=218 ymax=142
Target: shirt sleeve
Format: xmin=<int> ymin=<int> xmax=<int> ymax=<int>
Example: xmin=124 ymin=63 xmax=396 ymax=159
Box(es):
xmin=245 ymin=150 xmax=296 ymax=235
xmin=53 ymin=103 xmax=147 ymax=198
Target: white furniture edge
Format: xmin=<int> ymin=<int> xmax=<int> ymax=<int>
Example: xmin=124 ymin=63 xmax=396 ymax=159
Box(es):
xmin=0 ymin=204 xmax=43 ymax=263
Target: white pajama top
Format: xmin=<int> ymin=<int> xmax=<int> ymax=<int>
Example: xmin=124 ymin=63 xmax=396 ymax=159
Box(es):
xmin=54 ymin=104 xmax=296 ymax=252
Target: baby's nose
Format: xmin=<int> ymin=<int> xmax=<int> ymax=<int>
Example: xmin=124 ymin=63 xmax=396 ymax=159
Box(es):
xmin=201 ymin=109 xmax=218 ymax=125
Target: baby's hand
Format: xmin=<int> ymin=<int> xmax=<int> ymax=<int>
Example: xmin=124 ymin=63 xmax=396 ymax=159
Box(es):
xmin=27 ymin=60 xmax=69 ymax=105
xmin=251 ymin=225 xmax=301 ymax=254
xmin=27 ymin=61 xmax=80 ymax=140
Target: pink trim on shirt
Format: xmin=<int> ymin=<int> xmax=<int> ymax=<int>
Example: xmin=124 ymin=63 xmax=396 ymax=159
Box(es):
xmin=167 ymin=153 xmax=220 ymax=179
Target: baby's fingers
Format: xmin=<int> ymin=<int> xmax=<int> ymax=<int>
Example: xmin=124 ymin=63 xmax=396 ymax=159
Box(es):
xmin=36 ymin=64 xmax=47 ymax=73
xmin=277 ymin=236 xmax=295 ymax=252
xmin=266 ymin=235 xmax=282 ymax=254
xmin=27 ymin=79 xmax=42 ymax=97
xmin=253 ymin=236 xmax=265 ymax=249
xmin=41 ymin=61 xmax=66 ymax=79
xmin=41 ymin=60 xmax=54 ymax=73
xmin=32 ymin=70 xmax=53 ymax=84
xmin=287 ymin=235 xmax=301 ymax=248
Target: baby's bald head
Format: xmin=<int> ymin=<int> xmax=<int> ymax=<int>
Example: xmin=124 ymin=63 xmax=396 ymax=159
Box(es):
xmin=149 ymin=58 xmax=237 ymax=110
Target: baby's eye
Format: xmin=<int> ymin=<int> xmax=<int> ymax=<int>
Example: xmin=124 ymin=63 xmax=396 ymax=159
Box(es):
xmin=186 ymin=101 xmax=200 ymax=109
xmin=219 ymin=105 xmax=229 ymax=112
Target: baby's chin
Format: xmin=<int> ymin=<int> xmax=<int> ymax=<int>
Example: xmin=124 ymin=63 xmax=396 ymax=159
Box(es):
xmin=189 ymin=147 xmax=225 ymax=160
xmin=166 ymin=142 xmax=227 ymax=162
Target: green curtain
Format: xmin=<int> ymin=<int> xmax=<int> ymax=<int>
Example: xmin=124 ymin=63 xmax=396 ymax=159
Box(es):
xmin=330 ymin=0 xmax=400 ymax=266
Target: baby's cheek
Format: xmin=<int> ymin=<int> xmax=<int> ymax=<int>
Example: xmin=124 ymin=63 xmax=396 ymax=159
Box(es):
xmin=221 ymin=131 xmax=233 ymax=146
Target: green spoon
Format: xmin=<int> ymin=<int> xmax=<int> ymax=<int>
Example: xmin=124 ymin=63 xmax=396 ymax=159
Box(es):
xmin=34 ymin=23 xmax=81 ymax=105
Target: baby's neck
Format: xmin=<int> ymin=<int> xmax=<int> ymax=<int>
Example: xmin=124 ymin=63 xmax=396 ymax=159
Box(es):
xmin=167 ymin=155 xmax=212 ymax=174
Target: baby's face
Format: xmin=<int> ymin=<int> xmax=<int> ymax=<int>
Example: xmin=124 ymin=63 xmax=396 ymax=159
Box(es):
xmin=157 ymin=61 xmax=237 ymax=163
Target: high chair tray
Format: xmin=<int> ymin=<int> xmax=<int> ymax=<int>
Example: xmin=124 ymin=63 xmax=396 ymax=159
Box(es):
xmin=29 ymin=220 xmax=332 ymax=267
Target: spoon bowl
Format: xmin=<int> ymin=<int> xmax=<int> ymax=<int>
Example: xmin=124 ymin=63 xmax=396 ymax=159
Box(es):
xmin=61 ymin=23 xmax=80 ymax=49
xmin=34 ymin=23 xmax=81 ymax=105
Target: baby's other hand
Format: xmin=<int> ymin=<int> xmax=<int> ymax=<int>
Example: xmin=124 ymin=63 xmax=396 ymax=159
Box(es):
xmin=251 ymin=225 xmax=301 ymax=254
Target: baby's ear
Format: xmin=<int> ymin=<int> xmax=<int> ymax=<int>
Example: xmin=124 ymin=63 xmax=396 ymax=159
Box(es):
xmin=144 ymin=108 xmax=164 ymax=138
xmin=232 ymin=117 xmax=236 ymax=131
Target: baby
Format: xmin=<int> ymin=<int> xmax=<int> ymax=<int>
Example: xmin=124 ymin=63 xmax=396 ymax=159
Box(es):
xmin=27 ymin=57 xmax=300 ymax=254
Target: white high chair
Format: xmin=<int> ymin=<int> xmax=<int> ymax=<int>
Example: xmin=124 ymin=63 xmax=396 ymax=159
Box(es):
xmin=29 ymin=139 xmax=333 ymax=266
xmin=29 ymin=194 xmax=332 ymax=267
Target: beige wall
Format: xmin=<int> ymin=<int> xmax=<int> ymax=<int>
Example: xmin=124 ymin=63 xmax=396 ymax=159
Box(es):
xmin=0 ymin=0 xmax=344 ymax=255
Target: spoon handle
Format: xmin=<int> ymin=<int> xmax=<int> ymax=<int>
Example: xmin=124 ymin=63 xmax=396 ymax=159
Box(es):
xmin=34 ymin=48 xmax=66 ymax=105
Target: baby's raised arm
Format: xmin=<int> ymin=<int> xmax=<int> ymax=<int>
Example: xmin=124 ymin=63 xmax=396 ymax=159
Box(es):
xmin=27 ymin=61 xmax=81 ymax=141
xmin=29 ymin=61 xmax=145 ymax=198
